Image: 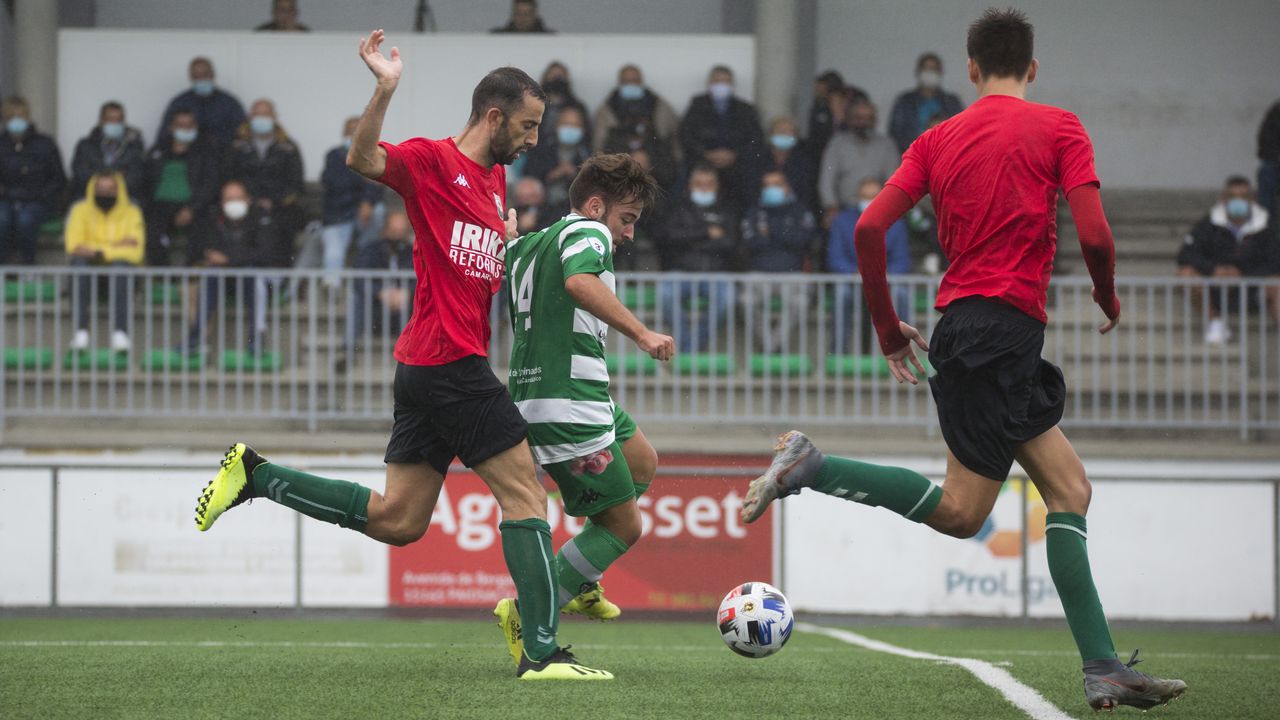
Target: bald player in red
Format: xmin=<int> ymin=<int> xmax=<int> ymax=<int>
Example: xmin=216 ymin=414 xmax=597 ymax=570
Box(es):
xmin=740 ymin=9 xmax=1185 ymax=712
xmin=194 ymin=29 xmax=611 ymax=681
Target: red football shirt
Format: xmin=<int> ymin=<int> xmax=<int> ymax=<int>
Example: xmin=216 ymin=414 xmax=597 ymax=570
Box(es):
xmin=886 ymin=94 xmax=1099 ymax=322
xmin=377 ymin=137 xmax=508 ymax=366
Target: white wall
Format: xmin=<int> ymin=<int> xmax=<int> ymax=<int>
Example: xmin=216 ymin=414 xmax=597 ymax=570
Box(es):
xmin=814 ymin=0 xmax=1280 ymax=189
xmin=93 ymin=0 xmax=729 ymax=34
xmin=58 ymin=30 xmax=754 ymax=183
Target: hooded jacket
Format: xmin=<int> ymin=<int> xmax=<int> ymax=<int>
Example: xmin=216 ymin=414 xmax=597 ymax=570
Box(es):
xmin=64 ymin=172 xmax=146 ymax=265
xmin=1177 ymin=202 xmax=1279 ymax=276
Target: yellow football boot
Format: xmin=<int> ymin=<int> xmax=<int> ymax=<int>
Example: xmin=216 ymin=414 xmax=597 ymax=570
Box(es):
xmin=493 ymin=598 xmax=524 ymax=666
xmin=562 ymin=583 xmax=621 ymax=622
xmin=517 ymin=646 xmax=613 ymax=680
xmin=195 ymin=443 xmax=262 ymax=532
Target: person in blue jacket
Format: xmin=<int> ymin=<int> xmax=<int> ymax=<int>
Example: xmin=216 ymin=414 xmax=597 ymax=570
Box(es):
xmin=828 ymin=177 xmax=913 ymax=354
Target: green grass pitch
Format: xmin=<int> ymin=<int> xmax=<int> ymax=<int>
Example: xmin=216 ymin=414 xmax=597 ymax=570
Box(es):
xmin=1 ymin=616 xmax=1276 ymax=719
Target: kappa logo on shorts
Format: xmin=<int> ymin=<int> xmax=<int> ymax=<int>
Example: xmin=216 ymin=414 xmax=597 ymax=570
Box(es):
xmin=577 ymin=489 xmax=603 ymax=506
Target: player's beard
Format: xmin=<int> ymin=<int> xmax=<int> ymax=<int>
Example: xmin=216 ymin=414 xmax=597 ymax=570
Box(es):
xmin=491 ymin=122 xmax=523 ymax=166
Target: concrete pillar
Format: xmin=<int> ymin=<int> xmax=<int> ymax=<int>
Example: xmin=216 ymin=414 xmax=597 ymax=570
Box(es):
xmin=14 ymin=0 xmax=60 ymax=131
xmin=753 ymin=0 xmax=800 ymax=123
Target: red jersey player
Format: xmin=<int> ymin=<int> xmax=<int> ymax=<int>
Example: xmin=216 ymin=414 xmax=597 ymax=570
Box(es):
xmin=740 ymin=9 xmax=1185 ymax=712
xmin=194 ymin=29 xmax=611 ymax=681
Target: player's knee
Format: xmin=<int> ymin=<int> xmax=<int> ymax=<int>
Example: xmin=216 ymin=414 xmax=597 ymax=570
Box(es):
xmin=944 ymin=511 xmax=988 ymax=540
xmin=629 ymin=444 xmax=658 ymax=487
xmin=384 ymin=521 xmax=427 ymax=547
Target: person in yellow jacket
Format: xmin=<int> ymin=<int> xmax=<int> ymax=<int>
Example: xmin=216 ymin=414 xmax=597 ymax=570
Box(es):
xmin=65 ymin=171 xmax=145 ymax=352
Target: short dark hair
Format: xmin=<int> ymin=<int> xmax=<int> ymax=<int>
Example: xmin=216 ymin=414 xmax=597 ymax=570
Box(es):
xmin=99 ymin=101 xmax=124 ymax=118
xmin=709 ymin=65 xmax=733 ymax=79
xmin=916 ymin=52 xmax=943 ymax=72
xmin=469 ymin=67 xmax=546 ymax=124
xmin=1225 ymin=175 xmax=1252 ymax=189
xmin=816 ymin=69 xmax=844 ymax=89
xmin=967 ymin=7 xmax=1034 ymax=79
xmin=569 ymin=153 xmax=659 ymax=212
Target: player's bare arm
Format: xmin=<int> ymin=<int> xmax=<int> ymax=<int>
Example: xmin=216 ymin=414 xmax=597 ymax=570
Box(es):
xmin=564 ymin=273 xmax=675 ymax=361
xmin=347 ymin=29 xmax=402 ymax=180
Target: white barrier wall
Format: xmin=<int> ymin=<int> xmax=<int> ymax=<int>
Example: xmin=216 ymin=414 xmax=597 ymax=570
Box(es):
xmin=0 ymin=470 xmax=52 ymax=606
xmin=57 ymin=30 xmax=755 ymax=184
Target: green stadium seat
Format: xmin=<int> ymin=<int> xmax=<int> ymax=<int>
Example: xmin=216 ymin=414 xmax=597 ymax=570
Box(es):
xmin=825 ymin=354 xmax=932 ymax=378
xmin=4 ymin=348 xmax=54 ymax=370
xmin=605 ymin=353 xmax=659 ymax=376
xmin=141 ymin=349 xmax=206 ymax=372
xmin=620 ymin=285 xmax=657 ymax=311
xmin=914 ymin=289 xmax=932 ymax=315
xmin=3 ymin=279 xmax=57 ymax=303
xmin=149 ymin=283 xmax=184 ymax=306
xmin=220 ymin=350 xmax=282 ymax=372
xmin=39 ymin=218 xmax=64 ymax=236
xmin=673 ymin=353 xmax=735 ymax=376
xmin=750 ymin=353 xmax=813 ymax=377
xmin=64 ymin=349 xmax=129 ymax=371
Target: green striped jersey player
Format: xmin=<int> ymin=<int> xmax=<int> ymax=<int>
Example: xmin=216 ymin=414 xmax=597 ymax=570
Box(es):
xmin=498 ymin=154 xmax=672 ymax=636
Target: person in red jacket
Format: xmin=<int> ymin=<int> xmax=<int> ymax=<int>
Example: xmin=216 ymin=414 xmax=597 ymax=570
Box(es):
xmin=740 ymin=9 xmax=1186 ymax=713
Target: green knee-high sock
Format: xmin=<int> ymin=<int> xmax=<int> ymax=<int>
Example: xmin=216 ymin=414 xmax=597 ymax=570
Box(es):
xmin=500 ymin=518 xmax=559 ymax=662
xmin=555 ymin=522 xmax=630 ymax=607
xmin=1045 ymin=512 xmax=1117 ymax=663
xmin=812 ymin=456 xmax=943 ymax=522
xmin=251 ymin=462 xmax=371 ymax=531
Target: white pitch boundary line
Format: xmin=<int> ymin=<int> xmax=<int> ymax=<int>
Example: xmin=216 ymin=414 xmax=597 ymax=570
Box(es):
xmin=798 ymin=623 xmax=1073 ymax=720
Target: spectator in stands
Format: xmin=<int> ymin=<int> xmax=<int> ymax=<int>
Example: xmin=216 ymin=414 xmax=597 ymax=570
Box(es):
xmin=819 ymin=99 xmax=899 ymax=229
xmin=491 ymin=0 xmax=553 ymax=33
xmin=141 ymin=109 xmax=219 ymax=267
xmin=185 ymin=180 xmax=290 ymax=354
xmin=828 ymin=177 xmax=911 ymax=354
xmin=888 ymin=53 xmax=965 ymax=154
xmin=679 ymin=65 xmax=765 ymax=209
xmin=807 ymin=70 xmax=844 ymax=164
xmin=65 ymin=172 xmax=144 ymax=353
xmin=764 ymin=115 xmax=818 ymax=217
xmin=338 ymin=211 xmax=415 ymax=374
xmin=513 ymin=177 xmax=549 ymax=235
xmin=593 ymin=64 xmax=681 ymax=157
xmin=158 ymin=58 xmax=247 ymax=149
xmin=320 ymin=116 xmax=385 ymax=287
xmin=255 ymin=0 xmax=309 ymax=31
xmin=0 ymin=95 xmax=66 ymax=266
xmin=229 ymin=98 xmax=305 ymax=255
xmin=740 ymin=169 xmax=818 ymax=353
xmin=70 ymin=101 xmax=146 ymax=203
xmin=1258 ymin=100 xmax=1280 ymax=217
xmin=1177 ymin=175 xmax=1280 ymax=344
xmin=657 ymin=165 xmax=739 ymax=352
xmin=524 ymin=105 xmax=590 ymax=219
xmin=538 ymin=62 xmax=589 ymax=139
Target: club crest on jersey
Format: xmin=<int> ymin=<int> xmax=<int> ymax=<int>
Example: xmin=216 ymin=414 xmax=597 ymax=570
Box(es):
xmin=449 ymin=220 xmax=505 ymax=280
xmin=494 ymin=193 xmax=505 ymax=220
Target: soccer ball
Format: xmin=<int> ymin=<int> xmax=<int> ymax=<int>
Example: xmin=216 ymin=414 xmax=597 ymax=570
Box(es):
xmin=717 ymin=581 xmax=794 ymax=658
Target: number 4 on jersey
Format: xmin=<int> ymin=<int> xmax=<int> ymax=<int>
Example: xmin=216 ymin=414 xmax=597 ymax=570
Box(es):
xmin=512 ymin=257 xmax=536 ymax=330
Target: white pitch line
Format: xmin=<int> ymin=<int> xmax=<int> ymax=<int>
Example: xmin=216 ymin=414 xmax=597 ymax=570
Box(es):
xmin=965 ymin=648 xmax=1280 ymax=662
xmin=798 ymin=623 xmax=1074 ymax=720
xmin=0 ymin=640 xmax=731 ymax=653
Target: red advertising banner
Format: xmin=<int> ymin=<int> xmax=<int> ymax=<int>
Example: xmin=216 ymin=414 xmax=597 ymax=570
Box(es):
xmin=389 ymin=472 xmax=772 ymax=610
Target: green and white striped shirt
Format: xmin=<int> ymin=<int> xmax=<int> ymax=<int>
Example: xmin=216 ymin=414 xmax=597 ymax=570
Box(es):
xmin=506 ymin=214 xmax=616 ymax=464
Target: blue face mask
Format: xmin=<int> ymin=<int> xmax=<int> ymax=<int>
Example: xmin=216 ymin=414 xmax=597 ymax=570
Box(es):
xmin=1226 ymin=198 xmax=1251 ymax=219
xmin=618 ymin=83 xmax=645 ymax=101
xmin=101 ymin=122 xmax=125 ymax=140
xmin=250 ymin=116 xmax=275 ymax=135
xmin=174 ymin=127 xmax=198 ymax=144
xmin=760 ymin=186 xmax=789 ymax=207
xmin=192 ymin=79 xmax=215 ymax=97
xmin=557 ymin=125 xmax=584 ymax=146
xmin=691 ymin=189 xmax=717 ymax=207
xmin=770 ymin=134 xmax=797 ymax=151
xmin=6 ymin=117 xmax=29 ymax=135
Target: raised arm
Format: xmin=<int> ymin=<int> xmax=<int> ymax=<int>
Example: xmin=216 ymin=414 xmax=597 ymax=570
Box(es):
xmin=1065 ymin=183 xmax=1121 ymax=334
xmin=347 ymin=29 xmax=403 ymax=180
xmin=565 ymin=273 xmax=674 ymax=361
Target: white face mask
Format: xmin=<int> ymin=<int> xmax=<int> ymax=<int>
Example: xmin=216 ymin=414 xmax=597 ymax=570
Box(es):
xmin=858 ymin=198 xmax=874 ymax=212
xmin=223 ymin=199 xmax=249 ymax=221
xmin=918 ymin=70 xmax=942 ymax=89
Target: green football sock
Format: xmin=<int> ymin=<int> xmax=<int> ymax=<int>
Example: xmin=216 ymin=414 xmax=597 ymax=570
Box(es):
xmin=251 ymin=462 xmax=370 ymax=532
xmin=555 ymin=523 xmax=630 ymax=607
xmin=812 ymin=456 xmax=943 ymax=522
xmin=500 ymin=518 xmax=559 ymax=662
xmin=1045 ymin=512 xmax=1117 ymax=662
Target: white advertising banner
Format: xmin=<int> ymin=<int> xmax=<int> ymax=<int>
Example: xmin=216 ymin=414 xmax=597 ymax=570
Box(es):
xmin=0 ymin=470 xmax=53 ymax=605
xmin=57 ymin=469 xmax=297 ymax=606
xmin=300 ymin=469 xmax=388 ymax=608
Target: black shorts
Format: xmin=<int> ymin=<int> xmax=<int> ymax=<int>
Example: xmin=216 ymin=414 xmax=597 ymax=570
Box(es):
xmin=927 ymin=297 xmax=1065 ymax=481
xmin=384 ymin=356 xmax=529 ymax=475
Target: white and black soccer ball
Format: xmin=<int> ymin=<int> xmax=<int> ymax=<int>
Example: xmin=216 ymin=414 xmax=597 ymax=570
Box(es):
xmin=717 ymin=581 xmax=794 ymax=658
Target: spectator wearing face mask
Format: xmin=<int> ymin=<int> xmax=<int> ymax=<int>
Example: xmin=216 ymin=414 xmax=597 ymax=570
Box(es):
xmin=70 ymin=101 xmax=146 ymax=204
xmin=141 ymin=109 xmax=219 ymax=267
xmin=538 ymin=61 xmax=589 ymax=141
xmin=680 ymin=65 xmax=765 ymax=210
xmin=229 ymin=98 xmax=305 ymax=257
xmin=1177 ymin=175 xmax=1280 ymax=344
xmin=0 ymin=95 xmax=66 ymax=265
xmin=657 ymin=165 xmax=739 ymax=352
xmin=338 ymin=211 xmax=416 ymax=374
xmin=64 ymin=172 xmax=145 ymax=353
xmin=819 ymin=99 xmax=900 ymax=230
xmin=158 ymin=57 xmax=247 ymax=150
xmin=740 ymin=170 xmax=818 ymax=353
xmin=523 ymin=105 xmax=591 ymax=219
xmin=319 ymin=116 xmax=386 ymax=286
xmin=828 ymin=177 xmax=911 ymax=355
xmin=888 ymin=53 xmax=965 ymax=154
xmin=764 ymin=115 xmax=818 ymax=217
xmin=593 ymin=64 xmax=681 ymax=154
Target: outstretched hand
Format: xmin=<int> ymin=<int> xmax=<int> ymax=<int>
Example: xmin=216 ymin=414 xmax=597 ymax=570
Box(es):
xmin=885 ymin=321 xmax=929 ymax=385
xmin=358 ymin=29 xmax=403 ymax=88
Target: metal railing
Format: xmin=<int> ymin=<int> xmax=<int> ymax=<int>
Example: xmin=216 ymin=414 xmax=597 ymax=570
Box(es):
xmin=2 ymin=266 xmax=1278 ymax=436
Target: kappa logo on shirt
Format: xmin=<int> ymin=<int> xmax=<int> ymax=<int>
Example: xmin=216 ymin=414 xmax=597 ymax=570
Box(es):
xmin=449 ymin=220 xmax=505 ymax=280
xmin=453 ymin=173 xmax=470 ymax=188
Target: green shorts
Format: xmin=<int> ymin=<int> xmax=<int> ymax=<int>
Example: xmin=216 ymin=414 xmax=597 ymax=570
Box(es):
xmin=543 ymin=406 xmax=641 ymax=517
